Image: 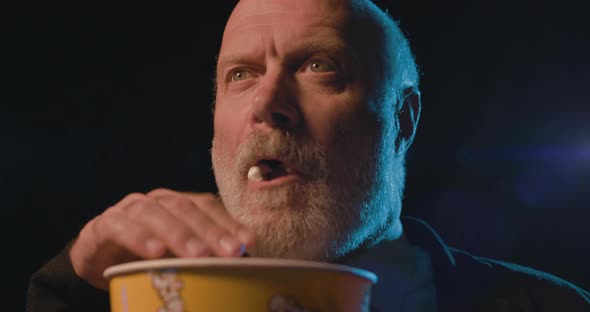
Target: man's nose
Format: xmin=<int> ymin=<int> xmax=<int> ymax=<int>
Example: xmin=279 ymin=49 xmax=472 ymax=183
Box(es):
xmin=249 ymin=73 xmax=300 ymax=130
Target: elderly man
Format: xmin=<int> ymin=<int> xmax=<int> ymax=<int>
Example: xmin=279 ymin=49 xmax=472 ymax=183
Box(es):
xmin=27 ymin=0 xmax=589 ymax=311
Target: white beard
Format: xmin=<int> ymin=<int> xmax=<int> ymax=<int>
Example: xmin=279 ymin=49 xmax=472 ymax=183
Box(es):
xmin=211 ymin=129 xmax=395 ymax=261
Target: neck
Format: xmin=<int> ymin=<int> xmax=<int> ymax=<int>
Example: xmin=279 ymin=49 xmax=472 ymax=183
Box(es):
xmin=334 ymin=217 xmax=405 ymax=264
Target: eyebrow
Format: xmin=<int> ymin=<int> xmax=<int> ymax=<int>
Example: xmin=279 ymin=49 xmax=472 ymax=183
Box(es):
xmin=216 ymin=37 xmax=353 ymax=74
xmin=216 ymin=55 xmax=258 ymax=74
xmin=296 ymin=38 xmax=350 ymax=56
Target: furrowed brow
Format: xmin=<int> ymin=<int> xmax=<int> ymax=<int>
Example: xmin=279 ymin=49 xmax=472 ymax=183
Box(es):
xmin=294 ymin=38 xmax=350 ymax=58
xmin=215 ymin=37 xmax=355 ymax=80
xmin=217 ymin=55 xmax=251 ymax=72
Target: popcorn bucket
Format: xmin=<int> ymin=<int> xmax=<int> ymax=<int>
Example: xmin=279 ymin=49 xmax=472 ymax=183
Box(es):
xmin=104 ymin=258 xmax=377 ymax=312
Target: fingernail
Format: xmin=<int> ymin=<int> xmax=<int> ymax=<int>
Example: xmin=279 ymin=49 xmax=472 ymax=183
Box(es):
xmin=186 ymin=239 xmax=209 ymax=257
xmin=219 ymin=237 xmax=243 ymax=255
xmin=237 ymin=230 xmax=255 ymax=246
xmin=145 ymin=239 xmax=164 ymax=255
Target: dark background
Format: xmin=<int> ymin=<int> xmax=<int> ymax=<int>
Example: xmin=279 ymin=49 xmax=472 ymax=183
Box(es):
xmin=5 ymin=0 xmax=590 ymax=309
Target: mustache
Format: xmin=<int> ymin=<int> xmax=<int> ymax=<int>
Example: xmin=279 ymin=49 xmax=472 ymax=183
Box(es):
xmin=236 ymin=131 xmax=326 ymax=178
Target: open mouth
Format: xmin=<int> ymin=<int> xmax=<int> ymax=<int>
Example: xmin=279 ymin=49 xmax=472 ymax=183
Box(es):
xmin=247 ymin=159 xmax=293 ymax=182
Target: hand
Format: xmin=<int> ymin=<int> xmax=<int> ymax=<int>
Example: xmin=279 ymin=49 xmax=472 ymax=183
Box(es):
xmin=69 ymin=188 xmax=256 ymax=290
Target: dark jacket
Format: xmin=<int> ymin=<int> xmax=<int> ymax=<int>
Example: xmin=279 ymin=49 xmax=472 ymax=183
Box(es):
xmin=27 ymin=217 xmax=590 ymax=311
xmin=402 ymin=217 xmax=590 ymax=311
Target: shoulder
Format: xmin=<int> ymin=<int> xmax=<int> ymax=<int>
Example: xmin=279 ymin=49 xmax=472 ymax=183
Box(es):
xmin=447 ymin=247 xmax=590 ymax=311
xmin=401 ymin=216 xmax=590 ymax=311
xmin=27 ymin=240 xmax=109 ymax=312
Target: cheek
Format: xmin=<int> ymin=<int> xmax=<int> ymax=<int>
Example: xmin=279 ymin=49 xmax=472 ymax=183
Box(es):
xmin=213 ymin=105 xmax=247 ymax=156
xmin=300 ymin=91 xmax=377 ymax=148
xmin=309 ymin=106 xmax=381 ymax=169
xmin=335 ymin=117 xmax=380 ymax=161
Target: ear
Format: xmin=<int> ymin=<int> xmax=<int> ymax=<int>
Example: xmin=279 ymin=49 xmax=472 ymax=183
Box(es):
xmin=395 ymin=87 xmax=421 ymax=154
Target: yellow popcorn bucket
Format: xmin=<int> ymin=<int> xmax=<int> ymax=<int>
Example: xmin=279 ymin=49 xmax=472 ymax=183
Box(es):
xmin=104 ymin=258 xmax=377 ymax=312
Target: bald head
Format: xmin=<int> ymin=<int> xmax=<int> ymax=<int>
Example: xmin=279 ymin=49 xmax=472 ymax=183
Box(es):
xmin=219 ymin=0 xmax=419 ymax=115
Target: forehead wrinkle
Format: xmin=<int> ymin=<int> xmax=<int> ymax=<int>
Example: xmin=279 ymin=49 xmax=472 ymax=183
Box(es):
xmin=217 ymin=30 xmax=274 ymax=75
xmin=218 ymin=28 xmax=351 ymax=71
xmin=283 ymin=34 xmax=351 ymax=60
xmin=225 ymin=12 xmax=289 ymax=33
xmin=226 ymin=0 xmax=353 ymax=32
xmin=218 ymin=0 xmax=365 ymax=73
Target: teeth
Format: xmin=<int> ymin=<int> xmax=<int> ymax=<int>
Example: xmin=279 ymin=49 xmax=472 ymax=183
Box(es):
xmin=247 ymin=165 xmax=264 ymax=182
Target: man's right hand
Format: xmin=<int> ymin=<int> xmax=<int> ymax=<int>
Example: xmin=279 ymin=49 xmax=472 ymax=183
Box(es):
xmin=69 ymin=188 xmax=256 ymax=290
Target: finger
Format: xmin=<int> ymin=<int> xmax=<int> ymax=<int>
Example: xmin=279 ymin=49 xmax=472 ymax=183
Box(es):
xmin=72 ymin=212 xmax=167 ymax=290
xmin=108 ymin=191 xmax=209 ymax=257
xmin=154 ymin=194 xmax=246 ymax=257
xmin=116 ymin=196 xmax=213 ymax=258
xmin=92 ymin=211 xmax=167 ymax=259
xmin=109 ymin=192 xmax=149 ymax=211
xmin=181 ymin=192 xmax=257 ymax=247
xmin=147 ymin=189 xmax=254 ymax=251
